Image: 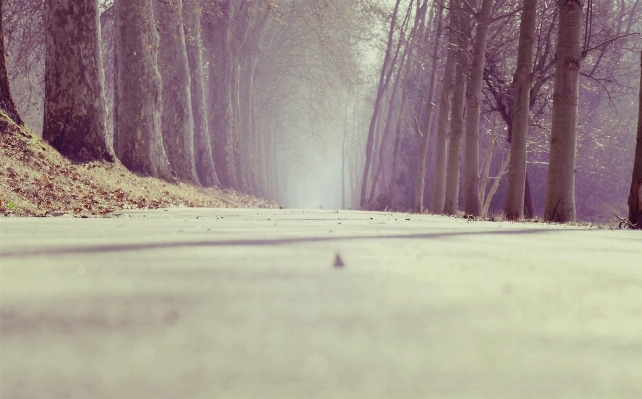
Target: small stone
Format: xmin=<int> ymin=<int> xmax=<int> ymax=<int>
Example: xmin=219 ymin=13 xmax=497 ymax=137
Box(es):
xmin=334 ymin=254 xmax=344 ymax=268
xmin=50 ymin=211 xmax=65 ymax=217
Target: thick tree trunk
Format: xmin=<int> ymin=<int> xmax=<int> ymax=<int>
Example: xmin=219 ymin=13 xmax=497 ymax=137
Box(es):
xmin=42 ymin=0 xmax=114 ymax=162
xmin=629 ymin=52 xmax=642 ymax=227
xmin=443 ymin=2 xmax=467 ymax=215
xmin=431 ymin=1 xmax=457 ymax=214
xmin=463 ymin=0 xmax=493 ymax=216
xmin=0 ymin=0 xmax=22 ymax=126
xmin=113 ymin=0 xmax=173 ymax=179
xmin=153 ymin=0 xmax=199 ymax=184
xmin=544 ymin=0 xmax=583 ymax=222
xmin=202 ymin=2 xmax=236 ymax=189
xmin=184 ymin=0 xmax=219 ymax=187
xmin=504 ymin=0 xmax=537 ymax=219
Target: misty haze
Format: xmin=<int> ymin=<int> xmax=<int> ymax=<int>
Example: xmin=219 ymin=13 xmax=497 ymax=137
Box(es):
xmin=1 ymin=0 xmax=641 ymax=398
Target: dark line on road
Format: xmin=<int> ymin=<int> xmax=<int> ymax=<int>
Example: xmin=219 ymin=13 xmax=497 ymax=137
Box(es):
xmin=0 ymin=229 xmax=568 ymax=258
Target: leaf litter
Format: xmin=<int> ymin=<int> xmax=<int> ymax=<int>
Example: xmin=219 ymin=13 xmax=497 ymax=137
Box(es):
xmin=0 ymin=114 xmax=280 ymax=217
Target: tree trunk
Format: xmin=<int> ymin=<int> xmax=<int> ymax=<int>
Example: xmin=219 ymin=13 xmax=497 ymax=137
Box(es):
xmin=231 ymin=61 xmax=248 ymax=192
xmin=413 ymin=4 xmax=441 ymax=213
xmin=431 ymin=0 xmax=457 ymax=214
xmin=432 ymin=0 xmax=457 ymax=214
xmin=544 ymin=0 xmax=583 ymax=222
xmin=463 ymin=0 xmax=493 ymax=216
xmin=443 ymin=1 xmax=467 ymax=215
xmin=153 ymin=0 xmax=199 ymax=184
xmin=504 ymin=0 xmax=537 ymax=219
xmin=202 ymin=2 xmax=235 ymax=189
xmin=368 ymin=63 xmax=404 ymax=204
xmin=184 ymin=0 xmax=219 ymax=187
xmin=113 ymin=0 xmax=173 ymax=180
xmin=369 ymin=0 xmax=422 ymax=205
xmin=0 ymin=0 xmax=22 ymax=126
xmin=360 ymin=0 xmax=403 ymax=207
xmin=42 ymin=0 xmax=114 ymax=162
xmin=629 ymin=52 xmax=642 ymax=227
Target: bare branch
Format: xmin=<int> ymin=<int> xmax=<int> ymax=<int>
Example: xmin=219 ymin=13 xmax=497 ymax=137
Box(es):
xmin=581 ymin=32 xmax=640 ymax=59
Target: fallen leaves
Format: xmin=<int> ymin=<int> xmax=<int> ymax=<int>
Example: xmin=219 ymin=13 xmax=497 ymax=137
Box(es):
xmin=0 ymin=115 xmax=280 ymax=217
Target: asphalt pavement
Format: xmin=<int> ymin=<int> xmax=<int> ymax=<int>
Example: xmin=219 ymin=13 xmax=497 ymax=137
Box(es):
xmin=1 ymin=208 xmax=641 ymax=399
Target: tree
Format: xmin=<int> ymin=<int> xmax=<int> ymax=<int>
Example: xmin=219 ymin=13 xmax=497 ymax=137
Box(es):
xmin=0 ymin=0 xmax=22 ymax=125
xmin=414 ymin=3 xmax=442 ymax=213
xmin=360 ymin=0 xmax=403 ymax=207
xmin=153 ymin=0 xmax=199 ymax=184
xmin=462 ymin=0 xmax=494 ymax=216
xmin=629 ymin=52 xmax=642 ymax=228
xmin=443 ymin=0 xmax=468 ymax=215
xmin=184 ymin=0 xmax=219 ymax=187
xmin=113 ymin=0 xmax=173 ymax=179
xmin=504 ymin=0 xmax=537 ymax=220
xmin=544 ymin=0 xmax=583 ymax=222
xmin=42 ymin=0 xmax=114 ymax=162
xmin=202 ymin=1 xmax=237 ymax=189
xmin=431 ymin=0 xmax=458 ymax=214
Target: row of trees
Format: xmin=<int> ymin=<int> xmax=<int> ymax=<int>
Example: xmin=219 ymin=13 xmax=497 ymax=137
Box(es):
xmin=2 ymin=0 xmax=371 ymax=205
xmin=355 ymin=0 xmax=642 ymax=223
xmin=1 ymin=0 xmax=641 ymax=224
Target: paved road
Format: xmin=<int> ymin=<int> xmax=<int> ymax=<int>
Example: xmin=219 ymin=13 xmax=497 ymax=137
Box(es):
xmin=1 ymin=209 xmax=641 ymax=399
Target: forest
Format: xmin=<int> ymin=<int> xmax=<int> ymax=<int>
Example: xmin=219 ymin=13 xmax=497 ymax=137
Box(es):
xmin=0 ymin=0 xmax=641 ymax=225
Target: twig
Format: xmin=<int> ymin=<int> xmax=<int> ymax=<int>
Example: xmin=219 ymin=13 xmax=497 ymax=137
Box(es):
xmin=581 ymin=32 xmax=640 ymax=58
xmin=616 ymin=215 xmax=638 ymax=229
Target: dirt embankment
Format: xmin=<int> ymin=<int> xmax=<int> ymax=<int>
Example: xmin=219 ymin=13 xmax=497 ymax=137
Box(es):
xmin=0 ymin=114 xmax=279 ymax=217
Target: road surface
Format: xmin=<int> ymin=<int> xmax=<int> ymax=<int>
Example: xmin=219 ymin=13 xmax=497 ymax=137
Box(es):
xmin=1 ymin=208 xmax=641 ymax=398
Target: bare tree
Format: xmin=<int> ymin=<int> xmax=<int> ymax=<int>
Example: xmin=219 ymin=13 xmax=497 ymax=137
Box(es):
xmin=42 ymin=0 xmax=114 ymax=162
xmin=544 ymin=0 xmax=584 ymax=222
xmin=443 ymin=0 xmax=468 ymax=215
xmin=462 ymin=0 xmax=495 ymax=216
xmin=504 ymin=0 xmax=537 ymax=220
xmin=431 ymin=0 xmax=458 ymax=214
xmin=359 ymin=0 xmax=403 ymax=207
xmin=414 ymin=2 xmax=442 ymax=213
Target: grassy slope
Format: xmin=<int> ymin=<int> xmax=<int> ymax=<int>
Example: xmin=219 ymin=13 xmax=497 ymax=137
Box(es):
xmin=0 ymin=113 xmax=277 ymax=216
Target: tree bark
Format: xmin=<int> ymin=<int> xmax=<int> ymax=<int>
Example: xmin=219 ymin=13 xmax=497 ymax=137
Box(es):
xmin=443 ymin=1 xmax=467 ymax=215
xmin=629 ymin=52 xmax=642 ymax=227
xmin=504 ymin=0 xmax=537 ymax=219
xmin=153 ymin=0 xmax=199 ymax=184
xmin=42 ymin=0 xmax=114 ymax=162
xmin=184 ymin=0 xmax=219 ymax=187
xmin=463 ymin=0 xmax=493 ymax=216
xmin=544 ymin=0 xmax=583 ymax=222
xmin=0 ymin=0 xmax=22 ymax=126
xmin=431 ymin=1 xmax=457 ymax=214
xmin=113 ymin=0 xmax=173 ymax=179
